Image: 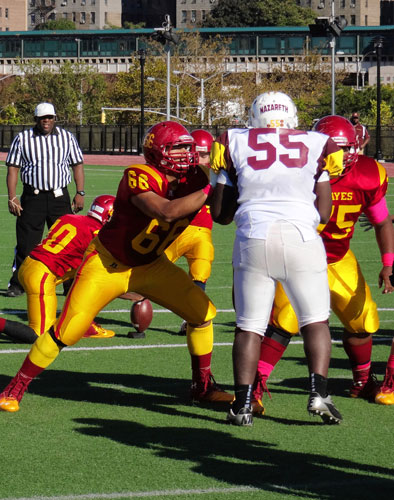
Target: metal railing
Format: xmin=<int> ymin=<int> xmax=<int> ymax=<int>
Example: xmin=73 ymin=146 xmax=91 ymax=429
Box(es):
xmin=1 ymin=124 xmax=393 ymax=160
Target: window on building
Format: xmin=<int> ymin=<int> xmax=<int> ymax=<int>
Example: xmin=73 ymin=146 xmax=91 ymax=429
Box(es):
xmin=72 ymin=12 xmax=76 ymax=22
xmin=340 ymin=0 xmax=345 ymax=7
xmin=104 ymin=11 xmax=108 ymax=23
xmin=181 ymin=0 xmax=186 ymax=4
xmin=191 ymin=0 xmax=196 ymax=3
xmin=0 ymin=7 xmax=2 ymax=16
xmin=320 ymin=0 xmax=325 ymax=6
xmin=104 ymin=0 xmax=108 ymax=5
xmin=181 ymin=10 xmax=187 ymax=23
xmin=365 ymin=15 xmax=367 ymax=25
xmin=61 ymin=0 xmax=68 ymax=5
xmin=31 ymin=13 xmax=36 ymax=24
xmin=80 ymin=11 xmax=86 ymax=23
xmin=350 ymin=0 xmax=356 ymax=7
xmin=365 ymin=0 xmax=368 ymax=6
xmin=202 ymin=10 xmax=206 ymax=21
xmin=191 ymin=10 xmax=196 ymax=22
xmin=62 ymin=12 xmax=67 ymax=18
xmin=351 ymin=14 xmax=356 ymax=24
xmin=5 ymin=8 xmax=8 ymax=18
xmin=91 ymin=0 xmax=95 ymax=4
xmin=90 ymin=11 xmax=95 ymax=24
xmin=30 ymin=0 xmax=35 ymax=6
xmin=81 ymin=0 xmax=86 ymax=5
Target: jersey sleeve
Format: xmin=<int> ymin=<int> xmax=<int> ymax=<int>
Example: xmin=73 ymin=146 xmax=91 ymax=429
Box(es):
xmin=210 ymin=131 xmax=233 ymax=174
xmin=124 ymin=165 xmax=167 ymax=196
xmin=320 ymin=137 xmax=344 ymax=178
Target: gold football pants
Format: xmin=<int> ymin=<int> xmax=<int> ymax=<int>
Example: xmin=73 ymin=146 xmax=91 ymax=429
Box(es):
xmin=271 ymin=249 xmax=379 ymax=335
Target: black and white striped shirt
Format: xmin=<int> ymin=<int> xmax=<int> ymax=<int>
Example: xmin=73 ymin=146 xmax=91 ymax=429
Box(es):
xmin=6 ymin=126 xmax=84 ymax=191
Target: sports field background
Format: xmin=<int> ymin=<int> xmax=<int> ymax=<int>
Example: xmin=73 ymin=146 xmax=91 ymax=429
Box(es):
xmin=0 ymin=159 xmax=393 ymax=499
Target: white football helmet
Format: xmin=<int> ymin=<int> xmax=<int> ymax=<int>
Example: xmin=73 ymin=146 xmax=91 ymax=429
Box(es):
xmin=248 ymin=91 xmax=298 ymax=129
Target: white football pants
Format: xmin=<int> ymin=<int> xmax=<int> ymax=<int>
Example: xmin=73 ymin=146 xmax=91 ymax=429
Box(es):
xmin=232 ymin=220 xmax=330 ymax=336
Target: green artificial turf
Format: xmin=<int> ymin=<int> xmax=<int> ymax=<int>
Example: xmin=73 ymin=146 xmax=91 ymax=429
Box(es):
xmin=0 ymin=164 xmax=393 ymax=499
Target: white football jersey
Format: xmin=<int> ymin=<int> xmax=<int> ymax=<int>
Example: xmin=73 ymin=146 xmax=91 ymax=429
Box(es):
xmin=225 ymin=128 xmax=331 ymax=241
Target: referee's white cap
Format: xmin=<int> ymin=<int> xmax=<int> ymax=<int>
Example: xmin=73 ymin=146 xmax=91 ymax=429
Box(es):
xmin=34 ymin=102 xmax=56 ymax=117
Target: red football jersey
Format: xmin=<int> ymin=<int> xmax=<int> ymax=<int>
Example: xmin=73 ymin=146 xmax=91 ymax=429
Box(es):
xmin=30 ymin=214 xmax=102 ymax=277
xmin=98 ymin=163 xmax=208 ymax=267
xmin=320 ymin=155 xmax=388 ymax=263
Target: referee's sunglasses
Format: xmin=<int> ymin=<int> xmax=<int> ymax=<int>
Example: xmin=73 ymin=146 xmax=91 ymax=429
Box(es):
xmin=37 ymin=115 xmax=55 ymax=120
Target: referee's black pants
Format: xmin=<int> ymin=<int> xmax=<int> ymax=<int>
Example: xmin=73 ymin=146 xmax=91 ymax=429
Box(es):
xmin=10 ymin=185 xmax=72 ymax=288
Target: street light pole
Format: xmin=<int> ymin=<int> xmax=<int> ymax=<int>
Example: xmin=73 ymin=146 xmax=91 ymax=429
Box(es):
xmin=374 ymin=36 xmax=384 ymax=161
xmin=152 ymin=15 xmax=179 ymax=122
xmin=330 ymin=1 xmax=335 ymax=115
xmin=138 ymin=49 xmax=146 ymax=147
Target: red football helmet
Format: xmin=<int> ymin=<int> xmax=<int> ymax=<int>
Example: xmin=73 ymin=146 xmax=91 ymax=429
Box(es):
xmin=143 ymin=121 xmax=199 ymax=175
xmin=314 ymin=115 xmax=358 ymax=174
xmin=87 ymin=194 xmax=115 ymax=225
xmin=191 ymin=129 xmax=214 ymax=153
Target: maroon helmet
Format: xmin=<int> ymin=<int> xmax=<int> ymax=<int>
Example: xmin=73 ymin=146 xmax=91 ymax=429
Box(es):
xmin=87 ymin=194 xmax=115 ymax=225
xmin=314 ymin=115 xmax=358 ymax=174
xmin=143 ymin=121 xmax=199 ymax=175
xmin=191 ymin=129 xmax=214 ymax=153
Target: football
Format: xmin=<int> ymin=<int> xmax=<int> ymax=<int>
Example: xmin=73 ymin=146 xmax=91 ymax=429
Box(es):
xmin=130 ymin=298 xmax=153 ymax=333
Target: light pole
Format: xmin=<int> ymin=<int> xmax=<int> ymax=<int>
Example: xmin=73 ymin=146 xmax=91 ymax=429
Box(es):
xmin=310 ymin=1 xmax=347 ymax=115
xmin=173 ymin=70 xmax=231 ymax=125
xmin=138 ymin=49 xmax=146 ymax=147
xmin=147 ymin=77 xmax=180 ymax=119
xmin=374 ymin=36 xmax=384 ymax=161
xmin=151 ymin=15 xmax=179 ymax=121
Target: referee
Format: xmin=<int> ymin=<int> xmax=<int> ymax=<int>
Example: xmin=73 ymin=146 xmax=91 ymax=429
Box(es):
xmin=6 ymin=102 xmax=85 ymax=297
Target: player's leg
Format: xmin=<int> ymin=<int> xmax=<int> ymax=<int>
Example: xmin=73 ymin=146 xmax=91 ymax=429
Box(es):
xmin=128 ymin=254 xmax=232 ymax=403
xmin=229 ymin=235 xmax=276 ymax=426
xmin=375 ymin=338 xmax=394 ymax=405
xmin=181 ymin=227 xmax=214 ymax=334
xmin=0 ymin=257 xmax=57 ymax=344
xmin=328 ymin=250 xmax=379 ymax=399
xmin=251 ymin=283 xmax=297 ymax=414
xmin=281 ymin=224 xmax=341 ymax=423
xmin=0 ymin=240 xmax=129 ymax=412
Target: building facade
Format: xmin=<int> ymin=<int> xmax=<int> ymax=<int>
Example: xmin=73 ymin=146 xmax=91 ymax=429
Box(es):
xmin=0 ymin=0 xmax=27 ymax=31
xmin=25 ymin=0 xmax=122 ymax=30
xmin=297 ymin=0 xmax=381 ymax=26
xmin=176 ymin=0 xmax=216 ymax=28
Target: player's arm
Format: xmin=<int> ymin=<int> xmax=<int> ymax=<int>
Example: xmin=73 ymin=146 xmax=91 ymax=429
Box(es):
xmin=131 ymin=187 xmax=210 ymax=223
xmin=372 ymin=215 xmax=394 ymax=294
xmin=314 ymin=171 xmax=332 ymax=224
xmin=210 ymin=171 xmax=238 ymax=225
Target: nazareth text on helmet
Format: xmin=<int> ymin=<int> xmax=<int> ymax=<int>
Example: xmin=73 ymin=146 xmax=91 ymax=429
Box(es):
xmin=260 ymin=104 xmax=289 ymax=114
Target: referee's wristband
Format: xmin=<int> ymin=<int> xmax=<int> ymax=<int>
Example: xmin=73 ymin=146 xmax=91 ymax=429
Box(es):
xmin=76 ymin=190 xmax=85 ymax=196
xmin=381 ymin=253 xmax=394 ymax=266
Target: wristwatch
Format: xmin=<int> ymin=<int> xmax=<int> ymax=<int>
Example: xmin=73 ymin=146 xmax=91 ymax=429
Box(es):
xmin=76 ymin=190 xmax=85 ymax=196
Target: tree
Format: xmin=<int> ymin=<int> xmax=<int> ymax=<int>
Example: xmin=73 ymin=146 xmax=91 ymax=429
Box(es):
xmin=2 ymin=61 xmax=107 ymax=125
xmin=107 ymin=32 xmax=248 ymax=127
xmin=203 ymin=0 xmax=315 ymax=27
xmin=35 ymin=19 xmax=76 ymax=30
